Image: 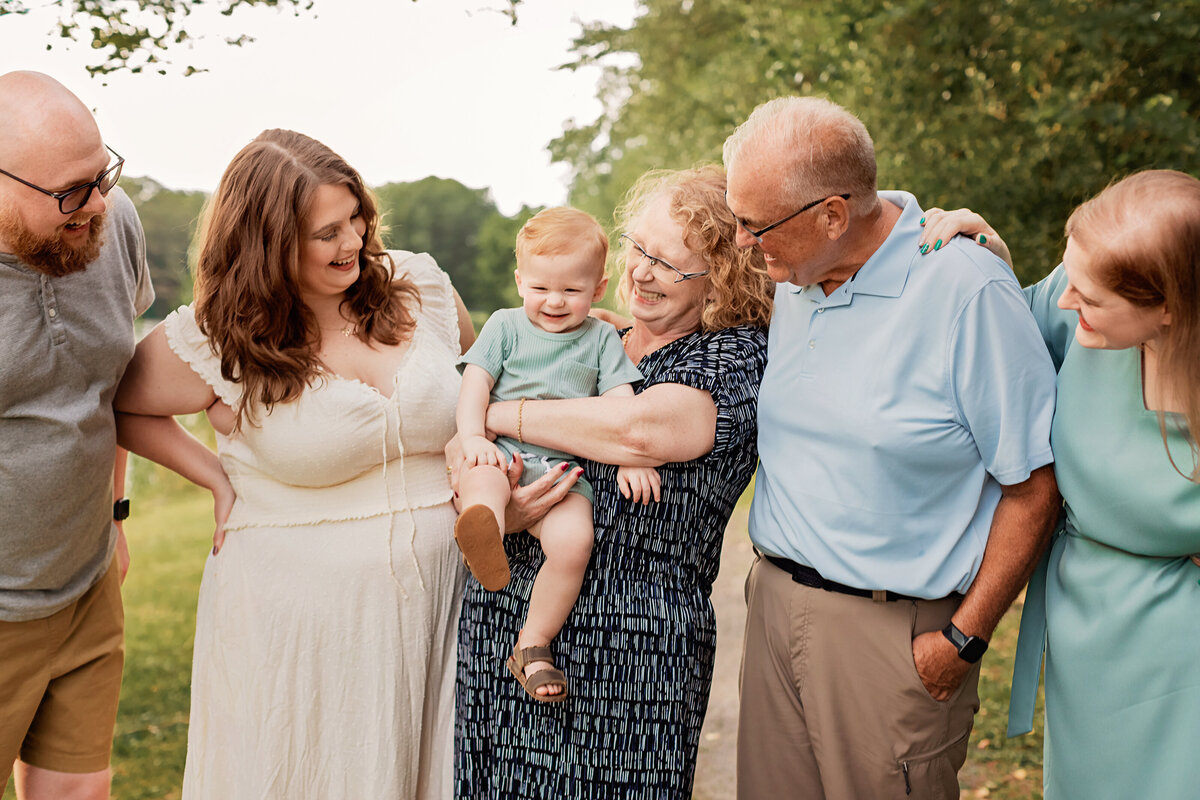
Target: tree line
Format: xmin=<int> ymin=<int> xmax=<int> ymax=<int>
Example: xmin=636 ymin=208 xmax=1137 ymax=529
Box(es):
xmin=78 ymin=0 xmax=1200 ymax=307
xmin=551 ymin=0 xmax=1199 ymax=286
xmin=123 ymin=175 xmax=535 ymax=322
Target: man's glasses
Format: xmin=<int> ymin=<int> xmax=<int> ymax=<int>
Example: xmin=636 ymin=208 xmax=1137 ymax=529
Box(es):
xmin=620 ymin=233 xmax=710 ymax=283
xmin=728 ymin=192 xmax=851 ymax=244
xmin=0 ymin=145 xmax=124 ymax=215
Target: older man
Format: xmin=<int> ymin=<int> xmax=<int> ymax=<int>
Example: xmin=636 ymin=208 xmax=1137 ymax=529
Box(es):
xmin=0 ymin=72 xmax=152 ymax=799
xmin=725 ymin=96 xmax=1060 ymax=799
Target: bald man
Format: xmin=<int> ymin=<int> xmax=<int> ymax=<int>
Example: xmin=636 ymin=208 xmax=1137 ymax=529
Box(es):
xmin=0 ymin=72 xmax=153 ymax=799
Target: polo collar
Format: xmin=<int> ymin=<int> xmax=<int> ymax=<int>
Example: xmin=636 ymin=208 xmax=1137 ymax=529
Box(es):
xmin=793 ymin=190 xmax=922 ymax=303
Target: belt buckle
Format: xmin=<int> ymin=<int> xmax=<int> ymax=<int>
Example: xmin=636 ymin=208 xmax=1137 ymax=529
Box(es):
xmin=871 ymin=590 xmax=888 ymax=603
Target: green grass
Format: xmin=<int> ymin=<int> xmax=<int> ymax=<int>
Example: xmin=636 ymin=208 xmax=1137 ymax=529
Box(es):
xmin=3 ymin=464 xmax=211 ymax=800
xmin=961 ymin=595 xmax=1046 ymax=800
xmin=5 ymin=473 xmax=1045 ymax=799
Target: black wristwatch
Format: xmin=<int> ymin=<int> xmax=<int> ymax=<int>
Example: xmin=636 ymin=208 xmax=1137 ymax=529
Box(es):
xmin=942 ymin=621 xmax=988 ymax=663
xmin=113 ymin=498 xmax=130 ymax=522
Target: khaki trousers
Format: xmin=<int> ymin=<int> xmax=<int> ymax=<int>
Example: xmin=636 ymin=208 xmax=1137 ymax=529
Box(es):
xmin=737 ymin=555 xmax=980 ymax=800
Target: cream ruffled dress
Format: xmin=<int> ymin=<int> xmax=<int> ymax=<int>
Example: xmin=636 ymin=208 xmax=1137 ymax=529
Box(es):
xmin=168 ymin=253 xmax=465 ymax=799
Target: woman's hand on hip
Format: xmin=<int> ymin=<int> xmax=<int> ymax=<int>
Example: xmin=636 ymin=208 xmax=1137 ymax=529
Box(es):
xmin=210 ymin=475 xmax=236 ymax=555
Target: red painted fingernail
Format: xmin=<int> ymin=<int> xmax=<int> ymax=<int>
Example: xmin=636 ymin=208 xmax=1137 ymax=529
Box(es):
xmin=575 ymin=468 xmax=584 ymax=475
xmin=559 ymin=463 xmax=569 ymax=471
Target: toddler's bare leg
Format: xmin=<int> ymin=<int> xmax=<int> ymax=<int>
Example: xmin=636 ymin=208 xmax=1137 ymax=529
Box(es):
xmin=456 ymin=464 xmax=512 ymax=591
xmin=519 ymin=491 xmax=595 ymax=696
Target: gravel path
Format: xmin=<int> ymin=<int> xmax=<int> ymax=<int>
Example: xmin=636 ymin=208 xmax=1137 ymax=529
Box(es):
xmin=692 ymin=507 xmax=754 ymax=799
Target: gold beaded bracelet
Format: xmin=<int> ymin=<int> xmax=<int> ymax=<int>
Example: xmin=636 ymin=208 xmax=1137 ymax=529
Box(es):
xmin=517 ymin=398 xmax=527 ymax=444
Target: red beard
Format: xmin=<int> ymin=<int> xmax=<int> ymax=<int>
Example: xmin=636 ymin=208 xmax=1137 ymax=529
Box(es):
xmin=0 ymin=208 xmax=107 ymax=277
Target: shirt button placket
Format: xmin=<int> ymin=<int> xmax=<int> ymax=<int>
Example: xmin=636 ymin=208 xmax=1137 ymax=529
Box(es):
xmin=42 ymin=275 xmax=66 ymax=345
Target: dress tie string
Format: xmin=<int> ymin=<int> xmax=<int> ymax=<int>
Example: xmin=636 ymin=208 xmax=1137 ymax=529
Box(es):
xmin=376 ymin=384 xmax=426 ymax=597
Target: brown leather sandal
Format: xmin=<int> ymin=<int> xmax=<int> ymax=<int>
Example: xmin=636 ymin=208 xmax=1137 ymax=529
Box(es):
xmin=454 ymin=504 xmax=510 ymax=591
xmin=506 ymin=643 xmax=569 ymax=703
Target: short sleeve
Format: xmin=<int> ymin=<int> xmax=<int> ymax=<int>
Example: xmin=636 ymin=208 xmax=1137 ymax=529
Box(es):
xmin=162 ymin=305 xmax=243 ymax=408
xmin=1023 ymin=264 xmax=1076 ymax=371
xmin=390 ymin=250 xmax=461 ymax=355
xmin=109 ymin=188 xmax=155 ymax=317
xmin=459 ymin=309 xmax=512 ymax=380
xmin=594 ymin=324 xmax=643 ymax=394
xmin=651 ymin=326 xmax=768 ymax=458
xmin=949 ymin=279 xmax=1057 ymax=485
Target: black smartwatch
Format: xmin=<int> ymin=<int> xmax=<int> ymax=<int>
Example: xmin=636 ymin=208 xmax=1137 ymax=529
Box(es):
xmin=942 ymin=622 xmax=988 ymax=663
xmin=113 ymin=498 xmax=131 ymax=522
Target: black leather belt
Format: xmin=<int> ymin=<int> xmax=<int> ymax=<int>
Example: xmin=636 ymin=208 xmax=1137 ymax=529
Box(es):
xmin=762 ymin=552 xmax=924 ymax=603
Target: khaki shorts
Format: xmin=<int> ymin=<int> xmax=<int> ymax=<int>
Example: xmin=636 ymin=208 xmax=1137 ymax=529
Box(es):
xmin=0 ymin=559 xmax=124 ymax=780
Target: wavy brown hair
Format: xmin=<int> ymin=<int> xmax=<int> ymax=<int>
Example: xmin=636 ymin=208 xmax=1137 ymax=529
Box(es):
xmin=1066 ymin=169 xmax=1200 ymax=481
xmin=613 ymin=165 xmax=773 ymax=331
xmin=192 ymin=129 xmax=419 ymax=428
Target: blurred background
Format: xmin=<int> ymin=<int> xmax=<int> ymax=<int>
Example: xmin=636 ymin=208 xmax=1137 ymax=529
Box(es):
xmin=3 ymin=1 xmax=1196 ymax=797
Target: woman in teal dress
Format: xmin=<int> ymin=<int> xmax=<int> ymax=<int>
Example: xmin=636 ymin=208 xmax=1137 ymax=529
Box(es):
xmin=920 ymin=170 xmax=1200 ymax=799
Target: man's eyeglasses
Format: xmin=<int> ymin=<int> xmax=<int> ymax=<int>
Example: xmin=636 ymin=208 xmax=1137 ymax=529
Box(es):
xmin=0 ymin=145 xmax=124 ymax=215
xmin=620 ymin=233 xmax=710 ymax=283
xmin=728 ymin=192 xmax=851 ymax=244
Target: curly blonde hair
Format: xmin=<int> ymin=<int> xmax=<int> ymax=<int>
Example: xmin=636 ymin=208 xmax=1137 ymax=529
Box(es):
xmin=613 ymin=165 xmax=772 ymax=331
xmin=516 ymin=206 xmax=608 ymax=279
xmin=192 ymin=129 xmax=419 ymax=429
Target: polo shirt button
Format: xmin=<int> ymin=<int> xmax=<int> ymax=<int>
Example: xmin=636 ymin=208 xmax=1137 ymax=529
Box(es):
xmin=48 ymin=308 xmax=58 ymax=318
xmin=808 ymin=339 xmax=816 ymax=349
xmin=817 ymin=307 xmax=825 ymax=313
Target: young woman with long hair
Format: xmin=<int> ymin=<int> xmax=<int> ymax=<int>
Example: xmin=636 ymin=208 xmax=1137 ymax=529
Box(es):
xmin=921 ymin=170 xmax=1200 ymax=798
xmin=117 ymin=129 xmax=483 ymax=799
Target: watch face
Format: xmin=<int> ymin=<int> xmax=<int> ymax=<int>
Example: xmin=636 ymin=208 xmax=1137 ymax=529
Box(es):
xmin=943 ymin=623 xmax=988 ymax=663
xmin=960 ymin=636 xmax=988 ymax=663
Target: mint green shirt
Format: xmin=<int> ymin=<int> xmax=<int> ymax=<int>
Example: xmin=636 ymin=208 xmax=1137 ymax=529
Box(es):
xmin=460 ymin=308 xmax=642 ymax=466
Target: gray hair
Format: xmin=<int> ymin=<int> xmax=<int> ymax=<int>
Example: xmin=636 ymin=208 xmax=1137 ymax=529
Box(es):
xmin=723 ymin=96 xmax=877 ymax=215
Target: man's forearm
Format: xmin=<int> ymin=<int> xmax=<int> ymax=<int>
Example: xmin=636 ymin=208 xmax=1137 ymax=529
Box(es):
xmin=952 ymin=464 xmax=1060 ymax=639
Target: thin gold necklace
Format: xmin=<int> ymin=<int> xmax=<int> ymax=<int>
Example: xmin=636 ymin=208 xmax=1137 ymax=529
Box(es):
xmin=319 ymin=321 xmax=358 ymax=337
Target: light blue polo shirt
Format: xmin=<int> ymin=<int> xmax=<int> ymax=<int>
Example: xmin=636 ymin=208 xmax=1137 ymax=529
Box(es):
xmin=748 ymin=191 xmax=1055 ymax=598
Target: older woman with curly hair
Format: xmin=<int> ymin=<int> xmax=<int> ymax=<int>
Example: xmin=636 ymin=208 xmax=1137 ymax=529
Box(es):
xmin=454 ymin=164 xmax=774 ymax=799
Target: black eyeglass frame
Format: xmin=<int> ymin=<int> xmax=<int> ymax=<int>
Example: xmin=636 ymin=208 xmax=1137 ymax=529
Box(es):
xmin=619 ymin=233 xmax=710 ymax=283
xmin=0 ymin=145 xmax=125 ymax=215
xmin=728 ymin=191 xmax=851 ymax=244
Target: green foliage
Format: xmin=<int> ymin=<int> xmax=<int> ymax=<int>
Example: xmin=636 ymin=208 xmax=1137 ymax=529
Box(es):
xmin=121 ymin=177 xmax=207 ymax=319
xmin=552 ymin=0 xmax=1200 ymax=286
xmin=375 ymin=176 xmax=526 ymax=315
xmin=118 ymin=173 xmax=531 ymax=321
xmin=1 ymin=0 xmax=314 ymax=77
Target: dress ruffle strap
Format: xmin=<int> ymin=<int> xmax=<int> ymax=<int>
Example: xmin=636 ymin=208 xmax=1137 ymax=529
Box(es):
xmin=162 ymin=305 xmax=243 ymax=409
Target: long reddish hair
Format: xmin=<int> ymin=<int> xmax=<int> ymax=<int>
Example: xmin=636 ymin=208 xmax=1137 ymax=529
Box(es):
xmin=1067 ymin=169 xmax=1200 ymax=480
xmin=193 ymin=129 xmax=419 ymax=428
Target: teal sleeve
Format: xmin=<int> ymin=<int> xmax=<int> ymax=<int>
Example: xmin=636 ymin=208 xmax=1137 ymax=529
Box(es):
xmin=594 ymin=324 xmax=643 ymax=394
xmin=459 ymin=309 xmax=512 ymax=380
xmin=1023 ymin=265 xmax=1076 ymax=371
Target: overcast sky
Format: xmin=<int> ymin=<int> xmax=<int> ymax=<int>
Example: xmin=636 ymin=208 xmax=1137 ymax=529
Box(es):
xmin=4 ymin=0 xmax=638 ymax=215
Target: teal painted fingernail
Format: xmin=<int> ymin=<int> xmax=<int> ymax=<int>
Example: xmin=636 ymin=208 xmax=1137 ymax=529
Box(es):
xmin=920 ymin=216 xmax=926 ymax=225
xmin=920 ymin=243 xmax=929 ymax=254
xmin=934 ymin=239 xmax=943 ymax=251
xmin=978 ymin=234 xmax=988 ymax=244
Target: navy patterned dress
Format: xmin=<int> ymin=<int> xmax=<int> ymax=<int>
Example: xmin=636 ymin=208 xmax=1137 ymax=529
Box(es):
xmin=455 ymin=324 xmax=768 ymax=799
